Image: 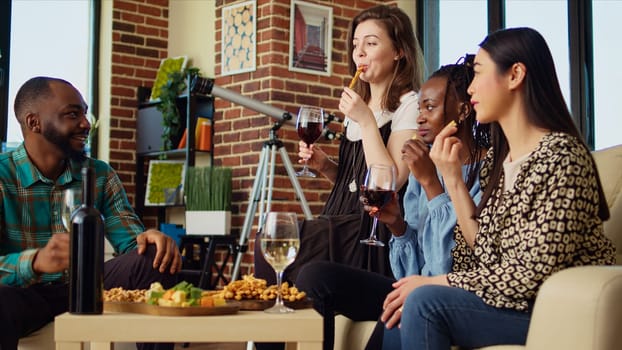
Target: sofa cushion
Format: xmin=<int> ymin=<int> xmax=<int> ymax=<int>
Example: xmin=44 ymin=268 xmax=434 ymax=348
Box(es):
xmin=334 ymin=316 xmax=375 ymax=350
xmin=592 ymin=144 xmax=622 ymax=263
xmin=18 ymin=323 xmax=54 ymax=350
xmin=525 ymin=265 xmax=622 ymax=350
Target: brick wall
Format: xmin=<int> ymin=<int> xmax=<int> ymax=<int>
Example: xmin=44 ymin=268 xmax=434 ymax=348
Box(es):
xmin=109 ymin=0 xmax=169 ymax=228
xmin=107 ymin=0 xmax=394 ymax=280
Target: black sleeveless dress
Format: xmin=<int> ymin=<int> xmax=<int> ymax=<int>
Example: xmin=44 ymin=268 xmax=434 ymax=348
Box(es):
xmin=255 ymin=122 xmax=403 ymax=283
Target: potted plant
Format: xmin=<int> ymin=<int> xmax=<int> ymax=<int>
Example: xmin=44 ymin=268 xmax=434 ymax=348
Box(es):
xmin=185 ymin=166 xmax=233 ymax=235
xmin=156 ymin=66 xmax=201 ymax=152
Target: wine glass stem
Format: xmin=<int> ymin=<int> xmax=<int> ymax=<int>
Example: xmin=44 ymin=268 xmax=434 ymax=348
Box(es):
xmin=369 ymin=217 xmax=379 ymax=240
xmin=274 ymin=269 xmax=285 ymax=307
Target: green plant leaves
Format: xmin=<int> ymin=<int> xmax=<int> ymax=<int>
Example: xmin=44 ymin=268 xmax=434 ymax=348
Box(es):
xmin=186 ymin=166 xmax=232 ymax=211
xmin=157 ymin=67 xmax=201 ymax=152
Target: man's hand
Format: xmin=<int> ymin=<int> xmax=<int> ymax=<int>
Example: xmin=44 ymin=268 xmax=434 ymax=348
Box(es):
xmin=136 ymin=229 xmax=182 ymax=274
xmin=32 ymin=233 xmax=70 ymax=274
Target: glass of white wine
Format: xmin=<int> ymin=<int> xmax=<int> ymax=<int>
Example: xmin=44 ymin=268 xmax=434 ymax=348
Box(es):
xmin=62 ymin=187 xmax=82 ymax=231
xmin=260 ymin=212 xmax=300 ymax=314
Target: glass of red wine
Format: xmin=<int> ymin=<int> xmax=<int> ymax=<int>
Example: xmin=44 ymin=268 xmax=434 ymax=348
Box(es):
xmin=295 ymin=105 xmax=325 ymax=178
xmin=360 ymin=164 xmax=396 ymax=246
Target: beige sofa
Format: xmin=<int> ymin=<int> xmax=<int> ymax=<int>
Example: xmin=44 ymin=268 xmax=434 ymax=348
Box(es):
xmin=335 ymin=143 xmax=622 ymax=350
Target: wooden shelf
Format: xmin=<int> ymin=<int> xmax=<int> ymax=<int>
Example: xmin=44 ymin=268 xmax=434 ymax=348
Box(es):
xmin=135 ymin=78 xmax=215 ymax=221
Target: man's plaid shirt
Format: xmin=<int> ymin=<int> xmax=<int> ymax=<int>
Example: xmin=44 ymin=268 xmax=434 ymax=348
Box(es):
xmin=0 ymin=144 xmax=143 ymax=286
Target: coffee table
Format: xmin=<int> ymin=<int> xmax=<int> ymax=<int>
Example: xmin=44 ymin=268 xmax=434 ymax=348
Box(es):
xmin=54 ymin=308 xmax=322 ymax=350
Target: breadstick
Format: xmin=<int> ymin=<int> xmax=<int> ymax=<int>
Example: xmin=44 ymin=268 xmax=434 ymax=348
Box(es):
xmin=348 ymin=66 xmax=366 ymax=89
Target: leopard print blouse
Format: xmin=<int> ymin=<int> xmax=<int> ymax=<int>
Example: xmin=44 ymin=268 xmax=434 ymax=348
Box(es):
xmin=447 ymin=132 xmax=616 ymax=311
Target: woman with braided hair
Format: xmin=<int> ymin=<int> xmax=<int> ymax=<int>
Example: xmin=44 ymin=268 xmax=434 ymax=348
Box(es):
xmin=296 ymin=55 xmax=489 ymax=350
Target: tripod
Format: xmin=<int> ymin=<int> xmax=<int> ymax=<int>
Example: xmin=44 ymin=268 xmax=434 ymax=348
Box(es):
xmin=231 ymin=122 xmax=313 ymax=281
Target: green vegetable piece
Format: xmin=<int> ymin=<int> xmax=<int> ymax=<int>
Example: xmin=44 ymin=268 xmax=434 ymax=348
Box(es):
xmin=147 ymin=290 xmax=164 ymax=305
xmin=150 ymin=291 xmax=164 ymax=299
xmin=190 ymin=287 xmax=202 ymax=300
xmin=173 ymin=281 xmax=190 ymax=291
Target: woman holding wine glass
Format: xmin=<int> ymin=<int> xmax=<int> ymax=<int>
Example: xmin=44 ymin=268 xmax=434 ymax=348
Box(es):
xmin=296 ymin=57 xmax=490 ymax=350
xmin=279 ymin=4 xmax=423 ymax=279
xmin=253 ymin=7 xmax=423 ymax=349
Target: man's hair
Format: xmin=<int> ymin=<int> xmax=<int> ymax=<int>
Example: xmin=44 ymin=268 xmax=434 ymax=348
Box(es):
xmin=14 ymin=76 xmax=72 ymax=125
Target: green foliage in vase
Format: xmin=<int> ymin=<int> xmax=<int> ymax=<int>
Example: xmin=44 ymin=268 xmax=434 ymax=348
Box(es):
xmin=151 ymin=56 xmax=187 ymax=101
xmin=186 ymin=166 xmax=232 ymax=211
xmin=156 ymin=66 xmax=201 ymax=152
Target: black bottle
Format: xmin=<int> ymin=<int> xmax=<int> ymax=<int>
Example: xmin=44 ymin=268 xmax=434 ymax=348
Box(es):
xmin=69 ymin=166 xmax=105 ymax=314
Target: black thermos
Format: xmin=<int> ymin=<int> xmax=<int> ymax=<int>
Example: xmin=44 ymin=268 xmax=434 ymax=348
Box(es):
xmin=69 ymin=166 xmax=105 ymax=314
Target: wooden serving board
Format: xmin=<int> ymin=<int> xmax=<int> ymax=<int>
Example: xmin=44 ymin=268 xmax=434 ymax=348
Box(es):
xmin=104 ymin=301 xmax=240 ymax=316
xmin=236 ymin=298 xmax=313 ymax=311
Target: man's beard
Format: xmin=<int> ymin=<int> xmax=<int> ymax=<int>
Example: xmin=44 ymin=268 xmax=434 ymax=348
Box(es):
xmin=42 ymin=126 xmax=87 ymax=163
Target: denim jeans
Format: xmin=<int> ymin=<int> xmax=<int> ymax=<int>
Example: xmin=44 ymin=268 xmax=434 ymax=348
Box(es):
xmin=382 ymin=285 xmax=532 ymax=350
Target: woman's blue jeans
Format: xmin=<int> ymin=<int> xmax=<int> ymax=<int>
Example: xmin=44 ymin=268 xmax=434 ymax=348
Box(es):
xmin=382 ymin=285 xmax=532 ymax=350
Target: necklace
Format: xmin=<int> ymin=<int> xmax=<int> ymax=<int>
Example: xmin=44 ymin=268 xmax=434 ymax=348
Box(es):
xmin=346 ymin=109 xmax=387 ymax=193
xmin=348 ymin=142 xmax=358 ymax=192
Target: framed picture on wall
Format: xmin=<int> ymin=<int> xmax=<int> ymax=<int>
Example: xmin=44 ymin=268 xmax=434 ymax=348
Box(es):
xmin=288 ymin=0 xmax=333 ymax=76
xmin=145 ymin=160 xmax=185 ymax=206
xmin=149 ymin=56 xmax=188 ymax=101
xmin=221 ymin=0 xmax=256 ymax=76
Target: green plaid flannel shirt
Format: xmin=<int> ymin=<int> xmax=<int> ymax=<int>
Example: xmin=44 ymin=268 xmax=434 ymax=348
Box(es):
xmin=0 ymin=143 xmax=143 ymax=286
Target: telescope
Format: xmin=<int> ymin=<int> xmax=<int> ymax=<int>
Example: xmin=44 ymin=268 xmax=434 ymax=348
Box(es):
xmin=191 ymin=76 xmax=343 ymax=137
xmin=322 ymin=113 xmax=343 ymax=140
xmin=190 ymin=76 xmax=294 ymax=125
xmin=190 ymin=75 xmax=347 ymax=280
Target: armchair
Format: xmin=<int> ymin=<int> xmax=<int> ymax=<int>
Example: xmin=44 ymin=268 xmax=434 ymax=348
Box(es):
xmin=336 ymin=143 xmax=622 ymax=350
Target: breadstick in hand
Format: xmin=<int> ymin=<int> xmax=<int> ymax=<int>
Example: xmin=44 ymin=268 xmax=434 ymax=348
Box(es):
xmin=348 ymin=66 xmax=367 ymax=89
